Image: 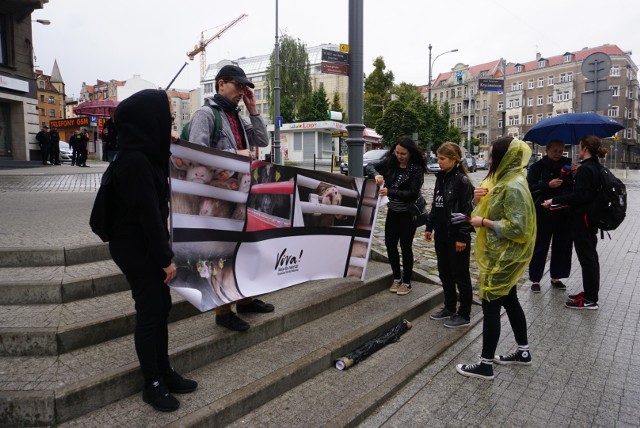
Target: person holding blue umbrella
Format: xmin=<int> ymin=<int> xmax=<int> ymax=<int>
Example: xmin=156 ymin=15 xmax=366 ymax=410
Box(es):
xmin=542 ymin=135 xmax=608 ymax=310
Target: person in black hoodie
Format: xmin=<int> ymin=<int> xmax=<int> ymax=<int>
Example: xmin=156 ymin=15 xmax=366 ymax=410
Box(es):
xmin=366 ymin=136 xmax=426 ymax=296
xmin=527 ymin=140 xmax=574 ymax=293
xmin=425 ymin=142 xmax=475 ymax=328
xmin=543 ymin=135 xmax=607 ymax=310
xmin=110 ymin=89 xmax=197 ymax=412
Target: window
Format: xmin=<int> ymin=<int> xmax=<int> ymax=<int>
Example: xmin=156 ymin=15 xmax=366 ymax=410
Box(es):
xmin=536 ymin=113 xmax=543 ymax=123
xmin=48 ymin=96 xmax=55 ymax=104
xmin=610 ymin=66 xmax=620 ymax=77
xmin=547 ymin=94 xmax=554 ymax=104
xmin=538 ymin=77 xmax=544 ymax=88
xmin=456 ymin=87 xmax=462 ymax=98
xmin=547 ymin=113 xmax=553 ymax=118
xmin=526 ymin=115 xmax=533 ymax=125
xmin=40 ymin=95 xmax=44 ymax=102
xmin=528 ymin=79 xmax=534 ymax=89
xmin=49 ymin=109 xmax=55 ymax=117
xmin=547 ymin=75 xmax=554 ymax=86
xmin=0 ymin=13 xmax=9 ymax=65
xmin=40 ymin=108 xmax=45 ymax=116
xmin=608 ymin=106 xmax=619 ymax=117
xmin=498 ymin=119 xmax=503 ymax=128
xmin=262 ymin=103 xmax=269 ymax=114
xmin=567 ymin=72 xmax=573 ymax=82
xmin=450 ymin=89 xmax=455 ymax=98
xmin=539 ymin=59 xmax=547 ymax=68
xmin=482 ymin=115 xmax=487 ymax=125
xmin=511 ymin=81 xmax=523 ymax=91
xmin=39 ymin=81 xmax=45 ymax=89
xmin=456 ymin=102 xmax=462 ymax=113
xmin=537 ymin=95 xmax=543 ymax=106
xmin=626 ymin=128 xmax=633 ymax=139
xmin=527 ymin=97 xmax=534 ymax=107
xmin=557 ymin=91 xmax=570 ymax=101
xmin=564 ymin=54 xmax=572 ymax=63
xmin=497 ymin=101 xmax=504 ymax=111
xmin=204 ymin=83 xmax=214 ymax=93
xmin=482 ymin=100 xmax=488 ymax=109
xmin=254 ymin=89 xmax=262 ymax=100
xmin=508 ymin=115 xmax=520 ymax=126
xmin=450 ymin=104 xmax=455 ymax=113
xmin=611 ymin=86 xmax=619 ymax=97
xmin=507 ymin=98 xmax=520 ymax=108
xmin=515 ymin=65 xmax=522 ymax=73
xmin=628 ymin=108 xmax=633 ymax=119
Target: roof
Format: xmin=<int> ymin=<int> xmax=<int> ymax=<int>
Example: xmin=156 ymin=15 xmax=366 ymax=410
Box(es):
xmin=50 ymin=59 xmax=64 ymax=84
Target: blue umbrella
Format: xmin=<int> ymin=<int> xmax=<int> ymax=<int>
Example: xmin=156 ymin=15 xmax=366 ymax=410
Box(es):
xmin=524 ymin=112 xmax=624 ymax=145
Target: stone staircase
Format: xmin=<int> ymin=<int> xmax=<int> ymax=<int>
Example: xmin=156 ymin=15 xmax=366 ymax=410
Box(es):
xmin=0 ymin=243 xmax=481 ymax=427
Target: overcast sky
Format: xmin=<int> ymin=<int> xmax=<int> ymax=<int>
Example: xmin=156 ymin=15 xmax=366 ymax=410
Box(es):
xmin=32 ymin=0 xmax=639 ymax=99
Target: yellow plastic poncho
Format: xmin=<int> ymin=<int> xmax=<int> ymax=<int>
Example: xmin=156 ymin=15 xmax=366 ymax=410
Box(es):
xmin=472 ymin=139 xmax=536 ymax=301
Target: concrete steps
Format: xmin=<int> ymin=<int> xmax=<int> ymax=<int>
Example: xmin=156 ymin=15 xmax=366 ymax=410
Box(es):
xmin=55 ymin=264 xmax=448 ymax=428
xmin=0 ymin=243 xmax=110 ymax=268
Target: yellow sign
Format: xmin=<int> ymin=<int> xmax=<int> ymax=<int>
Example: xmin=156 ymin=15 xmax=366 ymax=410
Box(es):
xmin=614 ymin=135 xmax=620 ymax=140
xmin=339 ymin=44 xmax=350 ymax=53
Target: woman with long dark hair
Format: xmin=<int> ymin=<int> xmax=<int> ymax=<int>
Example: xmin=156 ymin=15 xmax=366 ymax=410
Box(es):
xmin=456 ymin=137 xmax=536 ymax=380
xmin=542 ymin=135 xmax=608 ymax=309
xmin=425 ymin=142 xmax=475 ymax=328
xmin=109 ymin=89 xmax=197 ymax=411
xmin=366 ymin=136 xmax=426 ymax=296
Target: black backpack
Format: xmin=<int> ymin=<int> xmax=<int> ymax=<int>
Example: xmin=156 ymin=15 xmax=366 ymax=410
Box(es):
xmin=89 ymin=159 xmax=119 ymax=242
xmin=590 ymin=166 xmax=627 ymax=235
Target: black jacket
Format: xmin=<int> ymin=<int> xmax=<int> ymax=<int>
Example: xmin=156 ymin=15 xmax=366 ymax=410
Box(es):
xmin=527 ymin=155 xmax=573 ymax=206
xmin=102 ymin=118 xmax=119 ymax=151
xmin=36 ymin=130 xmax=51 ymax=146
xmin=426 ymin=167 xmax=474 ymax=243
xmin=49 ymin=130 xmax=60 ymax=144
xmin=552 ymin=156 xmax=601 ymax=225
xmin=365 ymin=159 xmax=424 ymax=207
xmin=110 ymin=89 xmax=174 ymax=269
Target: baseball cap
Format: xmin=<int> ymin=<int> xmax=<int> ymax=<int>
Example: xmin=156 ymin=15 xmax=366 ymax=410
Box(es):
xmin=214 ymin=65 xmax=254 ymax=88
xmin=43 ymin=125 xmax=49 ymax=129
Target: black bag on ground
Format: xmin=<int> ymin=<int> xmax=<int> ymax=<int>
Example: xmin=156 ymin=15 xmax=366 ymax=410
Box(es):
xmin=590 ymin=166 xmax=627 ymax=233
xmin=89 ymin=160 xmax=118 ymax=242
xmin=408 ymin=194 xmax=429 ymax=228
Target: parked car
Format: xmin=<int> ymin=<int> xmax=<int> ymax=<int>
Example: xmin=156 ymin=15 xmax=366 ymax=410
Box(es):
xmin=426 ymin=157 xmax=441 ymax=174
xmin=463 ymin=156 xmax=477 ymax=173
xmin=58 ymin=141 xmax=73 ymax=163
xmin=340 ymin=149 xmax=388 ymax=175
xmin=476 ymin=158 xmax=488 ymax=170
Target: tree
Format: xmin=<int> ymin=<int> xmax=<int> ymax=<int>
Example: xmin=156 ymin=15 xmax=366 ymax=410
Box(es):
xmin=266 ymin=34 xmax=312 ymax=122
xmin=375 ymin=100 xmax=420 ymax=146
xmin=364 ymin=57 xmax=394 ymax=128
xmin=330 ymin=91 xmax=345 ymax=121
xmin=297 ymin=85 xmax=329 ymax=122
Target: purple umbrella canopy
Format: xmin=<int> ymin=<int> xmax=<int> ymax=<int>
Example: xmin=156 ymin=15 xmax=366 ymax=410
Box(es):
xmin=524 ymin=112 xmax=624 ymax=145
xmin=73 ymin=99 xmax=118 ymax=117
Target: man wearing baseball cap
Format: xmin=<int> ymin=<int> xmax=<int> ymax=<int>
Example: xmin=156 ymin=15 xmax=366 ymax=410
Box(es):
xmin=189 ymin=63 xmax=273 ymax=332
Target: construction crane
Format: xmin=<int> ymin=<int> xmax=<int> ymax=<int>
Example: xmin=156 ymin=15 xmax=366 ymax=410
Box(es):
xmin=187 ymin=14 xmax=248 ymax=80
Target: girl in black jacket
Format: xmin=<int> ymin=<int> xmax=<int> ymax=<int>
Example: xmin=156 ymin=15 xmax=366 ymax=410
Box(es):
xmin=366 ymin=137 xmax=426 ymax=296
xmin=110 ymin=89 xmax=197 ymax=412
xmin=425 ymin=143 xmax=475 ymax=328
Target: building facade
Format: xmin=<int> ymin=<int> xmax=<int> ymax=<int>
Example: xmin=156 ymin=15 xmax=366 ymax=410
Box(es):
xmin=35 ymin=59 xmax=64 ymax=128
xmin=166 ymin=89 xmax=191 ymax=135
xmin=430 ymin=45 xmax=639 ymax=167
xmin=0 ymin=0 xmax=48 ymax=160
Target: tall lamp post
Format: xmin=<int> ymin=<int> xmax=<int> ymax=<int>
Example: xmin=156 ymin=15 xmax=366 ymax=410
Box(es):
xmin=428 ymin=45 xmax=458 ymax=104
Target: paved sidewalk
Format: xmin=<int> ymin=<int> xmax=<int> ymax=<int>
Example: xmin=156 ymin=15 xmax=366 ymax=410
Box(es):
xmin=1 ymin=161 xmax=639 ymax=426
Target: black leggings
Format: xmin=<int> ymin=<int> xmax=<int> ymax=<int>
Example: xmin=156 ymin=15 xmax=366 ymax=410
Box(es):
xmin=110 ymin=240 xmax=172 ymax=385
xmin=435 ymin=236 xmax=472 ymax=319
xmin=384 ymin=209 xmax=416 ymax=284
xmin=481 ymin=286 xmax=528 ymax=360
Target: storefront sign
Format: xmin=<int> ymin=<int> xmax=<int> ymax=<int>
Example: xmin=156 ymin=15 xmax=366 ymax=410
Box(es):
xmin=0 ymin=75 xmax=29 ymax=92
xmin=49 ymin=117 xmax=90 ymax=128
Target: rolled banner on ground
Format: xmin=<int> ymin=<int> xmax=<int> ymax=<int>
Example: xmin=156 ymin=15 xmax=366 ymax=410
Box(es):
xmin=335 ymin=319 xmax=413 ymax=370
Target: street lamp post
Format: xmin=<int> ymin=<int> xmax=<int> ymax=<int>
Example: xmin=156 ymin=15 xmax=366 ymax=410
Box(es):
xmin=32 ymin=19 xmax=51 ymax=25
xmin=427 ymin=45 xmax=458 ymax=104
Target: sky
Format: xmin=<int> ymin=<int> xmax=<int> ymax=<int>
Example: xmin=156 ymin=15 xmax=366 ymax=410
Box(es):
xmin=31 ymin=0 xmax=640 ymax=99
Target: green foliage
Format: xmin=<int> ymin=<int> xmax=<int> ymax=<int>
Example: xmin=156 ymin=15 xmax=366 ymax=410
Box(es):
xmin=266 ymin=35 xmax=312 ymax=122
xmin=375 ymin=100 xmax=419 ymax=146
xmin=364 ymin=57 xmax=394 ymax=128
xmin=297 ymin=85 xmax=330 ymax=122
xmin=330 ymin=92 xmax=345 ymax=121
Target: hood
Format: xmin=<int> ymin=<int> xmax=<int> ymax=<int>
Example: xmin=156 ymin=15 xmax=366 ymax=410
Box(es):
xmin=114 ymin=89 xmax=171 ymax=165
xmin=484 ymin=139 xmax=531 ymax=191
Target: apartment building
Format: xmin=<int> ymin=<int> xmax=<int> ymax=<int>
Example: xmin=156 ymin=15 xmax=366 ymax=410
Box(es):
xmin=166 ymin=89 xmax=191 ymax=135
xmin=430 ymin=44 xmax=639 ymax=167
xmin=35 ymin=60 xmax=64 ymax=128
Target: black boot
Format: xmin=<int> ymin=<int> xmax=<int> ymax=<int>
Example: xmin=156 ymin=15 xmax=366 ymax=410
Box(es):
xmin=142 ymin=379 xmax=180 ymax=412
xmin=163 ymin=368 xmax=198 ymax=394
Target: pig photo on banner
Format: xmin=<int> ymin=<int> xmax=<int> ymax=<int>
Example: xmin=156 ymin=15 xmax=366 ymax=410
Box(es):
xmin=168 ymin=141 xmax=382 ymax=312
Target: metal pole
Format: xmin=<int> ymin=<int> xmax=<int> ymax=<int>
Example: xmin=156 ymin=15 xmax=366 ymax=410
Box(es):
xmin=593 ymin=59 xmax=599 ymax=114
xmin=346 ymin=0 xmax=365 ymax=177
xmin=428 ymin=44 xmax=432 ymax=104
xmin=165 ymin=62 xmax=188 ymax=90
xmin=273 ymin=0 xmax=282 ymax=165
xmin=467 ymin=83 xmax=472 ymax=155
xmin=502 ymin=59 xmax=507 ymax=136
xmin=487 ymin=104 xmax=492 ymax=146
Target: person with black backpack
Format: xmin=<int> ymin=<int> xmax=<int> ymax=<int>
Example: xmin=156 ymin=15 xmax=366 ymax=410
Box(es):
xmin=543 ymin=135 xmax=608 ymax=310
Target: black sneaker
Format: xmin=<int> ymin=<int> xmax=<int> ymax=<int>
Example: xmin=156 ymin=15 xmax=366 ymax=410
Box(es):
xmin=236 ymin=298 xmax=275 ymax=314
xmin=531 ymin=283 xmax=541 ymax=293
xmin=216 ymin=312 xmax=250 ymax=331
xmin=163 ymin=368 xmax=198 ymax=394
xmin=456 ymin=361 xmax=494 ymax=380
xmin=430 ymin=308 xmax=455 ymax=320
xmin=551 ymin=280 xmax=567 ymax=290
xmin=142 ymin=380 xmax=180 ymax=412
xmin=565 ymin=295 xmax=598 ymax=310
xmin=494 ymin=349 xmax=532 ymax=365
xmin=568 ymin=291 xmax=584 ymax=300
xmin=444 ymin=315 xmax=470 ymax=329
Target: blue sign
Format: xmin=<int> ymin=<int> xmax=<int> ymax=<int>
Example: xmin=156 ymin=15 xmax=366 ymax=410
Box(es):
xmin=276 ymin=116 xmax=283 ymax=127
xmin=90 ymin=116 xmax=98 ymax=124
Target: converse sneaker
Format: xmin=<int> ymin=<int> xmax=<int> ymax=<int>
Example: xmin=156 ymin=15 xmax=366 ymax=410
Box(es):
xmin=531 ymin=283 xmax=541 ymax=293
xmin=456 ymin=361 xmax=494 ymax=380
xmin=142 ymin=380 xmax=179 ymax=412
xmin=551 ymin=280 xmax=567 ymax=290
xmin=565 ymin=295 xmax=598 ymax=310
xmin=568 ymin=291 xmax=584 ymax=300
xmin=396 ymin=283 xmax=412 ymax=295
xmin=444 ymin=314 xmax=470 ymax=328
xmin=430 ymin=308 xmax=455 ymax=320
xmin=389 ymin=280 xmax=401 ymax=293
xmin=494 ymin=349 xmax=532 ymax=365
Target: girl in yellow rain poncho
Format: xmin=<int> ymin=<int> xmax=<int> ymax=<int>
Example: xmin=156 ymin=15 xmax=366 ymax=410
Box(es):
xmin=456 ymin=137 xmax=536 ymax=380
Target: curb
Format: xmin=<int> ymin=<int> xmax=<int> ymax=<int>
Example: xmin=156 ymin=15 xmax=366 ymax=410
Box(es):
xmin=0 ymin=243 xmax=109 ymax=268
